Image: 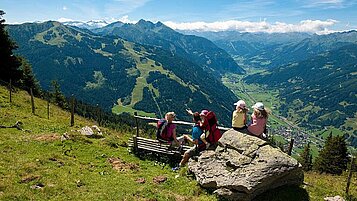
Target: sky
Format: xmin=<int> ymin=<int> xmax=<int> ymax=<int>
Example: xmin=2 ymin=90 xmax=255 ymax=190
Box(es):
xmin=1 ymin=0 xmax=357 ymax=34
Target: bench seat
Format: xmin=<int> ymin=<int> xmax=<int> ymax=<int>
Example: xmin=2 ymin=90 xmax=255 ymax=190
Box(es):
xmin=129 ymin=136 xmax=191 ymax=156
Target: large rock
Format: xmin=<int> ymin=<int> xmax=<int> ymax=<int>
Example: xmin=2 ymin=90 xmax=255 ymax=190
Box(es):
xmin=188 ymin=129 xmax=303 ymax=201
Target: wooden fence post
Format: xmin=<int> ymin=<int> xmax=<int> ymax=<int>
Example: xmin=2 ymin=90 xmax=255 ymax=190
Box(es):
xmin=96 ymin=104 xmax=101 ymax=126
xmin=30 ymin=88 xmax=35 ymax=114
xmin=133 ymin=112 xmax=139 ymax=153
xmin=287 ymin=138 xmax=294 ymax=156
xmin=70 ymin=95 xmax=75 ymax=126
xmin=346 ymin=156 xmax=355 ymax=195
xmin=47 ymin=100 xmax=50 ymax=119
xmin=83 ymin=105 xmax=86 ymax=118
xmin=9 ymin=79 xmax=12 ymax=103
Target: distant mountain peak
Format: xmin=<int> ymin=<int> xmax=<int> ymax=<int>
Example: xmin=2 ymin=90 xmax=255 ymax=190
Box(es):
xmin=136 ymin=19 xmax=155 ymax=29
xmin=156 ymin=21 xmax=164 ymax=26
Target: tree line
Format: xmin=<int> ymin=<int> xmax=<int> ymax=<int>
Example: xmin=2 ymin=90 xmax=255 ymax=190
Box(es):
xmin=298 ymin=132 xmax=356 ymax=175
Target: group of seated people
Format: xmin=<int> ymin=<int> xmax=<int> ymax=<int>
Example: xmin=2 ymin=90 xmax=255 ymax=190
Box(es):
xmin=156 ymin=100 xmax=269 ymax=170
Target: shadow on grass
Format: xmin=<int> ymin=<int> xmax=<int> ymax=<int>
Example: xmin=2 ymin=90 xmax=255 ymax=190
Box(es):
xmin=136 ymin=150 xmax=182 ymax=167
xmin=252 ymin=185 xmax=309 ymax=201
xmin=346 ymin=195 xmax=357 ymax=201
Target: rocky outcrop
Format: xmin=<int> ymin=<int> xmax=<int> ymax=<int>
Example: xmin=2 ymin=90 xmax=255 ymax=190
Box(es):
xmin=188 ymin=129 xmax=304 ymax=201
xmin=78 ymin=125 xmax=102 ymax=136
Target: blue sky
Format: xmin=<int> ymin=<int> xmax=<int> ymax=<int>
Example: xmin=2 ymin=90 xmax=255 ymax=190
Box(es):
xmin=2 ymin=0 xmax=357 ymax=33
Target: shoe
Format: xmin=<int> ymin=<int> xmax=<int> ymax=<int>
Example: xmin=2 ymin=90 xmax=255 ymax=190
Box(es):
xmin=205 ymin=143 xmax=210 ymax=149
xmin=172 ymin=166 xmax=180 ymax=171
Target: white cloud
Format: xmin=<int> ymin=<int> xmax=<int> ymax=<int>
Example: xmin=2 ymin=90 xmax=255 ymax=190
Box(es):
xmin=163 ymin=19 xmax=340 ymax=34
xmin=57 ymin=17 xmax=75 ymax=22
xmin=118 ymin=15 xmax=137 ymax=24
xmin=62 ymin=6 xmax=68 ymax=11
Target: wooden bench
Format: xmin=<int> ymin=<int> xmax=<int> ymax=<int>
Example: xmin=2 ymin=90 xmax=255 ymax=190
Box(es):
xmin=128 ymin=136 xmax=192 ymax=156
xmin=129 ymin=113 xmax=230 ymax=157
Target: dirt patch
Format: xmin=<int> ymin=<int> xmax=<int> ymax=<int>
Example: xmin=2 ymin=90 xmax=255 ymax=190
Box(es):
xmin=135 ymin=178 xmax=146 ymax=184
xmin=21 ymin=175 xmax=41 ymax=183
xmin=153 ymin=175 xmax=167 ymax=184
xmin=49 ymin=157 xmax=65 ymax=166
xmin=107 ymin=157 xmax=139 ymax=171
xmin=35 ymin=133 xmax=60 ymax=142
xmin=172 ymin=194 xmax=187 ymax=201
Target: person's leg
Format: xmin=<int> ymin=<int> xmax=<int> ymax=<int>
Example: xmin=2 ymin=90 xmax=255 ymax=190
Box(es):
xmin=179 ymin=152 xmax=190 ymax=167
xmin=175 ymin=146 xmax=195 ymax=169
xmin=200 ymin=133 xmax=210 ymax=149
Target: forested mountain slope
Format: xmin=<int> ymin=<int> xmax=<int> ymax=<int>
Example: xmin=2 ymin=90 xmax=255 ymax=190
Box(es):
xmin=187 ymin=30 xmax=357 ymax=69
xmin=94 ymin=19 xmax=245 ymax=74
xmin=245 ymin=44 xmax=357 ymax=146
xmin=7 ymin=21 xmax=237 ymax=125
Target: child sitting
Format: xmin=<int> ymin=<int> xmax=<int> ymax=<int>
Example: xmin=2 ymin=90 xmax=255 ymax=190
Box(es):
xmin=232 ymin=100 xmax=248 ymax=131
xmin=186 ymin=109 xmax=211 ymax=149
xmin=247 ymin=102 xmax=269 ymax=139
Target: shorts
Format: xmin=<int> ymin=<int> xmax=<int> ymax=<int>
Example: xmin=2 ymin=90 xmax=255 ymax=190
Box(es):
xmin=185 ymin=146 xmax=200 ymax=157
xmin=200 ymin=133 xmax=209 ymax=141
xmin=233 ymin=126 xmax=248 ymax=132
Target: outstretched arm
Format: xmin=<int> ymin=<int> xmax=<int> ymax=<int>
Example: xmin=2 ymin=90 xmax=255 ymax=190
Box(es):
xmin=183 ymin=135 xmax=198 ymax=145
xmin=186 ymin=109 xmax=194 ymax=116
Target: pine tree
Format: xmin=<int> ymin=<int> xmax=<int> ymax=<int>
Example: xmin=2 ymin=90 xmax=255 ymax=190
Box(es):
xmin=314 ymin=133 xmax=349 ymax=175
xmin=0 ymin=10 xmax=22 ymax=84
xmin=50 ymin=80 xmax=68 ymax=109
xmin=299 ymin=142 xmax=313 ymax=171
xmin=18 ymin=57 xmax=42 ymax=96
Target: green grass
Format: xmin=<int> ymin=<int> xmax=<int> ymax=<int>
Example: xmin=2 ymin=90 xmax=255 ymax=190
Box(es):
xmin=305 ymin=172 xmax=357 ymax=201
xmin=345 ymin=112 xmax=357 ymax=131
xmin=272 ymin=134 xmax=288 ymax=144
xmin=295 ymin=143 xmax=320 ymax=159
xmin=113 ymin=41 xmax=195 ymax=117
xmin=315 ymin=127 xmax=345 ymax=139
xmin=0 ymin=86 xmax=214 ymax=200
xmin=0 ymin=85 xmax=356 ymax=201
xmin=112 ymin=105 xmax=156 ymax=117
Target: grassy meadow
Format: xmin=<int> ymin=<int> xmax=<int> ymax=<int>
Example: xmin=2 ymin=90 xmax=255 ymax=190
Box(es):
xmin=0 ymin=85 xmax=356 ymax=200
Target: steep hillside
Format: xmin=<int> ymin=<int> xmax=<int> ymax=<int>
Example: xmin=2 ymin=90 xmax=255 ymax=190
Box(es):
xmin=0 ymin=86 xmax=355 ymax=201
xmin=0 ymin=85 xmax=216 ymax=200
xmin=245 ymin=44 xmax=357 ymax=146
xmin=7 ymin=21 xmax=237 ymax=125
xmin=94 ymin=20 xmax=245 ymax=74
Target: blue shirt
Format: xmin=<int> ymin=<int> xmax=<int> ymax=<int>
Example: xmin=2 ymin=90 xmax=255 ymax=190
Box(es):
xmin=192 ymin=125 xmax=203 ymax=145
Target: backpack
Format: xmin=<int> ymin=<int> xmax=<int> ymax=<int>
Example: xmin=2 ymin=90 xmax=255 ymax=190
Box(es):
xmin=156 ymin=119 xmax=173 ymax=141
xmin=203 ymin=111 xmax=221 ymax=144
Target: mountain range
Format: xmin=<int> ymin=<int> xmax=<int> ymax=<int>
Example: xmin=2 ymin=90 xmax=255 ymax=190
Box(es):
xmin=186 ymin=30 xmax=357 ymax=69
xmin=190 ymin=30 xmax=356 ymax=146
xmin=6 ymin=21 xmax=241 ymax=125
xmin=93 ymin=20 xmax=244 ymax=75
xmin=63 ymin=20 xmax=109 ymax=30
xmin=6 ymin=20 xmax=357 ymax=144
xmin=245 ymin=44 xmax=357 ymax=146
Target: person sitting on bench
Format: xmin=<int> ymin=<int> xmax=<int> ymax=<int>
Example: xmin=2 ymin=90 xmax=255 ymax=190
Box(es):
xmin=172 ymin=112 xmax=205 ymax=170
xmin=156 ymin=112 xmax=182 ymax=146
